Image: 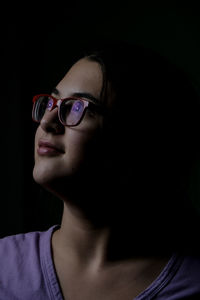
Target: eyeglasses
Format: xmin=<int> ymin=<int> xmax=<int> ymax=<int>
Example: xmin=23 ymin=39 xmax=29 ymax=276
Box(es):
xmin=32 ymin=94 xmax=102 ymax=127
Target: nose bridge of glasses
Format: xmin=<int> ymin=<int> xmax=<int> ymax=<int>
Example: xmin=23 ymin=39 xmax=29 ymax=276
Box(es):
xmin=57 ymin=99 xmax=62 ymax=107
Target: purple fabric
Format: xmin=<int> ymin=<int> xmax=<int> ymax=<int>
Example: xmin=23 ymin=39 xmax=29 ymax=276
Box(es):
xmin=0 ymin=225 xmax=200 ymax=299
xmin=0 ymin=225 xmax=62 ymax=300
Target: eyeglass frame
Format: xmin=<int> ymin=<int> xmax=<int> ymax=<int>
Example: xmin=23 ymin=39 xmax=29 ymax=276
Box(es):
xmin=32 ymin=93 xmax=103 ymax=127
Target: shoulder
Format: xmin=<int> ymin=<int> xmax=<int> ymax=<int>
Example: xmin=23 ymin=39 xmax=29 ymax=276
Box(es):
xmin=173 ymin=254 xmax=200 ymax=282
xmin=156 ymin=254 xmax=200 ymax=299
xmin=0 ymin=225 xmax=59 ymax=299
xmin=0 ymin=226 xmax=55 ymax=267
xmin=0 ymin=229 xmax=42 ymax=258
xmin=178 ymin=254 xmax=200 ymax=283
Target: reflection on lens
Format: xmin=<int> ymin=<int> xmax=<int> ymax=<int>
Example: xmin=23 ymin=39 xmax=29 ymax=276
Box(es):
xmin=47 ymin=98 xmax=54 ymax=110
xmin=60 ymin=100 xmax=84 ymax=126
xmin=33 ymin=96 xmax=49 ymax=122
xmin=72 ymin=101 xmax=83 ymax=112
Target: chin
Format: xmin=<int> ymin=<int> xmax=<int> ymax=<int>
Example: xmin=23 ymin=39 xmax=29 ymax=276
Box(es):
xmin=33 ymin=167 xmax=48 ymax=186
xmin=32 ymin=162 xmax=56 ymax=186
xmin=33 ymin=161 xmax=73 ymax=188
xmin=33 ymin=165 xmax=70 ymax=201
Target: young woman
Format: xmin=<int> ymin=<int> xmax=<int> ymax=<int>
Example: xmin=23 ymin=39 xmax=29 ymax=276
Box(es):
xmin=1 ymin=41 xmax=200 ymax=299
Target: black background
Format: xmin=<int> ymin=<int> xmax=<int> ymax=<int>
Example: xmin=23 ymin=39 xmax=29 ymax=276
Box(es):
xmin=1 ymin=2 xmax=200 ymax=237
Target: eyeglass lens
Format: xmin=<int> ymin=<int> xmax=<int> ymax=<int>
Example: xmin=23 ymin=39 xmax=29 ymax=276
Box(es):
xmin=33 ymin=95 xmax=85 ymax=126
xmin=60 ymin=99 xmax=85 ymax=125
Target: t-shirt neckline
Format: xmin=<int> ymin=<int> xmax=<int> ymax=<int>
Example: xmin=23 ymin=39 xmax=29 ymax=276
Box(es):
xmin=41 ymin=225 xmax=183 ymax=300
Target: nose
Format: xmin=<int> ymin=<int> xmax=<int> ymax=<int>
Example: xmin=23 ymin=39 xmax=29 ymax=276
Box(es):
xmin=40 ymin=108 xmax=64 ymax=134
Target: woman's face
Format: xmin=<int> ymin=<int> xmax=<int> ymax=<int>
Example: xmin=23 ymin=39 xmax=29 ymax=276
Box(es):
xmin=33 ymin=58 xmax=104 ymax=188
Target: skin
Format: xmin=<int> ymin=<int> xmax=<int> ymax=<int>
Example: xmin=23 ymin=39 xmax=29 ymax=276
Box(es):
xmin=33 ymin=58 xmax=104 ymax=186
xmin=33 ymin=58 xmax=170 ymax=300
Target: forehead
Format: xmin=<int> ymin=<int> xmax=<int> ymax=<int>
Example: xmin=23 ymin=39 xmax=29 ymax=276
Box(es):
xmin=56 ymin=58 xmax=103 ymax=99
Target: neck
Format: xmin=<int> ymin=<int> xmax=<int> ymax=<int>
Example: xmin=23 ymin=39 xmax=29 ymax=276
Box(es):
xmin=52 ymin=199 xmax=173 ymax=272
xmin=53 ymin=202 xmax=113 ymax=268
xmin=48 ymin=178 xmax=175 ymax=265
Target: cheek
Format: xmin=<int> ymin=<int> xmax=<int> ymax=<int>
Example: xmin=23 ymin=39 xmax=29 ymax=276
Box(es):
xmin=66 ymin=124 xmax=103 ymax=164
xmin=66 ymin=129 xmax=94 ymax=159
xmin=68 ymin=116 xmax=103 ymax=146
xmin=34 ymin=127 xmax=42 ymax=157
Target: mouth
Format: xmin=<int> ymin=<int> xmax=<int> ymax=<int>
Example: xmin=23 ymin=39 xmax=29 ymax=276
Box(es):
xmin=37 ymin=140 xmax=65 ymax=156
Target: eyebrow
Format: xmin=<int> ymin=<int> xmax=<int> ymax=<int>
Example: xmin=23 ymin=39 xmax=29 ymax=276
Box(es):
xmin=51 ymin=87 xmax=60 ymax=95
xmin=51 ymin=87 xmax=101 ymax=105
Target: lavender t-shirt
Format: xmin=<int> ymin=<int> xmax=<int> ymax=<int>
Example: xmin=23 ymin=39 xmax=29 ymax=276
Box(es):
xmin=0 ymin=225 xmax=200 ymax=300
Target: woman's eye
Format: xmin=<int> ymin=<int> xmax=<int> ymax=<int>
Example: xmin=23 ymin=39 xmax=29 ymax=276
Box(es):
xmin=72 ymin=101 xmax=84 ymax=112
xmin=46 ymin=98 xmax=54 ymax=110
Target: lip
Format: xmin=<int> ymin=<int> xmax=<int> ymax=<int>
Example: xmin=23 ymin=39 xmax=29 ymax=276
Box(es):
xmin=37 ymin=140 xmax=65 ymax=156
